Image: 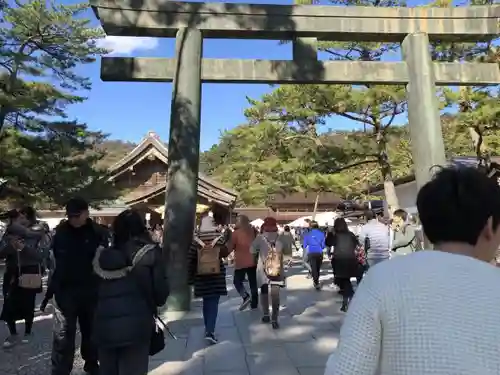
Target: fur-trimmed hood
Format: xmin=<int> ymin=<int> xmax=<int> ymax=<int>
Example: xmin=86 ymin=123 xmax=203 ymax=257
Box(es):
xmin=93 ymin=244 xmax=156 ymax=280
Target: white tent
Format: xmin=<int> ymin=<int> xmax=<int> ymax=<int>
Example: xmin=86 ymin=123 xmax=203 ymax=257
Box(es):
xmin=314 ymin=212 xmax=339 ymax=227
xmin=37 ymin=217 xmax=65 ymax=230
xmin=287 ymin=216 xmax=312 ymax=227
xmin=250 ymin=218 xmax=264 ymax=227
xmin=288 ymin=212 xmax=352 ymax=228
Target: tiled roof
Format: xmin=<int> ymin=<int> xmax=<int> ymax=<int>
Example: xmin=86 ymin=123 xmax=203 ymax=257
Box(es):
xmin=124 ymin=178 xmax=237 ymax=207
xmin=108 ymin=132 xmax=238 ymax=206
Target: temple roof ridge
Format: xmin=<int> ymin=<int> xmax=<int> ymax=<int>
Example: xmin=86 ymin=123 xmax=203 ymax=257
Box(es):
xmin=107 ymin=132 xmax=238 ymax=201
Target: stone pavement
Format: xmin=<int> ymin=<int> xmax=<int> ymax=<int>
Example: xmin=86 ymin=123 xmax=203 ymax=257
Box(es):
xmin=1 ymin=260 xmax=344 ymax=375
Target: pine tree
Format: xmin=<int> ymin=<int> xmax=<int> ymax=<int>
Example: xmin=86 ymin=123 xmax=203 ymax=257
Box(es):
xmin=0 ymin=0 xmax=116 ymax=206
xmin=247 ymin=0 xmax=499 ymax=213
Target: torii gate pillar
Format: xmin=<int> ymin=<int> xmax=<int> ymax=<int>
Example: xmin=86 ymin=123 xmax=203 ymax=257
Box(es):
xmin=402 ymin=32 xmax=447 ymax=191
xmin=162 ymin=27 xmax=202 ymax=312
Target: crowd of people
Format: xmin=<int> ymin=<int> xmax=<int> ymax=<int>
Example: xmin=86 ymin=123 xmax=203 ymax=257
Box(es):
xmin=3 ymin=164 xmax=500 ymax=375
xmin=0 ymin=191 xmax=427 ymax=373
xmin=1 ymin=199 xmax=169 ymax=375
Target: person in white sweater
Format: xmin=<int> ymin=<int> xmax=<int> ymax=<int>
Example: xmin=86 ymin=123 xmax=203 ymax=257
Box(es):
xmin=325 ymin=165 xmax=500 ymax=375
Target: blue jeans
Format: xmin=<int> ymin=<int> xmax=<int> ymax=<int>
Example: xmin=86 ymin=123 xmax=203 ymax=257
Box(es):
xmin=202 ymin=295 xmax=220 ymax=335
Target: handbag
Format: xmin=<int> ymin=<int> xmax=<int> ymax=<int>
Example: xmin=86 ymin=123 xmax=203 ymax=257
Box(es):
xmin=355 ymin=246 xmax=367 ymax=265
xmin=129 ymin=245 xmax=176 ymax=356
xmin=17 ymin=252 xmax=42 ymax=290
xmin=149 ymin=315 xmax=170 ymax=356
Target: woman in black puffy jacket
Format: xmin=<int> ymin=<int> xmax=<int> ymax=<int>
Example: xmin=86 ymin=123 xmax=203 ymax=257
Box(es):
xmin=93 ymin=209 xmax=169 ymax=375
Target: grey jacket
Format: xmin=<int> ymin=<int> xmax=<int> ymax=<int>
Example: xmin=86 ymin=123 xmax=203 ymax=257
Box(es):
xmin=0 ymin=223 xmax=44 ymax=267
xmin=392 ymin=224 xmax=421 ymax=255
xmin=279 ymin=232 xmax=295 ymax=256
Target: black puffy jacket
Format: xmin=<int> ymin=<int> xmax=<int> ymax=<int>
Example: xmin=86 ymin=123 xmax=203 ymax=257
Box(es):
xmin=49 ymin=219 xmax=108 ymax=295
xmin=92 ymin=238 xmax=169 ymax=348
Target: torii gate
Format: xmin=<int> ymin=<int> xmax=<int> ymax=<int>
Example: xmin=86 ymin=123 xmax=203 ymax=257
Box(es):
xmin=90 ymin=0 xmax=500 ymax=311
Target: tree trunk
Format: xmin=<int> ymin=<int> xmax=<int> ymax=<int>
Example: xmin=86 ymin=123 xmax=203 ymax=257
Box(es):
xmin=459 ymin=87 xmax=488 ymax=162
xmin=312 ymin=192 xmax=320 ymax=220
xmin=379 ymin=157 xmax=399 ymax=217
xmin=0 ymin=45 xmax=26 ymax=135
xmin=468 ymin=126 xmax=488 ymax=162
xmin=376 ymin=132 xmax=399 ymax=217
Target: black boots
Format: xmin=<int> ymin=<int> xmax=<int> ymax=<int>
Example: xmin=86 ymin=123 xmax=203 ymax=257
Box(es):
xmin=340 ymin=296 xmax=351 ymax=312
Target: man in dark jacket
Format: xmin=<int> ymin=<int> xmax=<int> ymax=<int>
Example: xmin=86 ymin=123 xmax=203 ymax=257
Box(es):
xmin=47 ymin=198 xmax=108 ymax=375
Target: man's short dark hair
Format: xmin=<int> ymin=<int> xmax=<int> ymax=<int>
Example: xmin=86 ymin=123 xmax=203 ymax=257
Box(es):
xmin=310 ymin=221 xmax=319 ymax=229
xmin=19 ymin=206 xmax=37 ymax=223
xmin=65 ymin=197 xmax=89 ymax=217
xmin=393 ymin=209 xmax=408 ymax=221
xmin=417 ymin=166 xmax=500 ymax=246
xmin=365 ymin=210 xmax=376 ymax=221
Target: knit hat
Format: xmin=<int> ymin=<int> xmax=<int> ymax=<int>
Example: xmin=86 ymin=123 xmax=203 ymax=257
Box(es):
xmin=261 ymin=217 xmax=278 ymax=232
xmin=199 ymin=215 xmax=217 ymax=233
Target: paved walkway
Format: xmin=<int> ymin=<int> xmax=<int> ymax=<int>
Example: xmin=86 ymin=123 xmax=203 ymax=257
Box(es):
xmin=1 ymin=260 xmax=343 ymax=375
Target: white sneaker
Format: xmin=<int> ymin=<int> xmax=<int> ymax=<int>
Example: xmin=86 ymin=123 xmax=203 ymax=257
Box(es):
xmin=21 ymin=333 xmax=33 ymax=344
xmin=204 ymin=333 xmax=218 ymax=345
xmin=3 ymin=335 xmax=18 ymax=349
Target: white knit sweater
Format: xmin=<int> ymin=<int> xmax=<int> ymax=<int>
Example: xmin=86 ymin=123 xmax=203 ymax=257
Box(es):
xmin=325 ymin=250 xmax=500 ymax=375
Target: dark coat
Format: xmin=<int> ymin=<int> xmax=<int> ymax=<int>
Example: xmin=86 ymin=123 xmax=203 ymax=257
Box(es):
xmin=188 ymin=231 xmax=229 ymax=298
xmin=331 ymin=231 xmax=361 ymax=279
xmin=325 ymin=231 xmax=335 ymax=248
xmin=0 ymin=223 xmax=44 ymax=269
xmin=0 ymin=223 xmax=43 ymax=322
xmin=49 ymin=219 xmax=108 ymax=297
xmin=0 ymin=223 xmax=44 ymax=297
xmin=92 ymin=239 xmax=169 ymax=348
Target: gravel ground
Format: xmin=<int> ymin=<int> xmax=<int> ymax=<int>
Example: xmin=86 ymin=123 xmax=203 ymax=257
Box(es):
xmin=0 ymin=275 xmax=85 ymax=375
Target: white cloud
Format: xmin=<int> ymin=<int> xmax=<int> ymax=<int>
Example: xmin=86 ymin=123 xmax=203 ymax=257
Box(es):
xmin=97 ymin=36 xmax=159 ymax=55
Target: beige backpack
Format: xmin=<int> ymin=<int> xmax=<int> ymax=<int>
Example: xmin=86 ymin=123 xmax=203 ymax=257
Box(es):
xmin=262 ymin=236 xmax=282 ymax=279
xmin=194 ymin=235 xmax=223 ymax=275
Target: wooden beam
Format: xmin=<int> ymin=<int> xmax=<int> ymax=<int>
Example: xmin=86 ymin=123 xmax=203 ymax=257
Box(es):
xmin=101 ymin=58 xmax=500 ymax=86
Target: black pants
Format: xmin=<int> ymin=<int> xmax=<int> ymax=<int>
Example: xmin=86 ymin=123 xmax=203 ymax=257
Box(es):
xmin=5 ymin=290 xmax=36 ymax=335
xmin=233 ymin=266 xmax=258 ymax=308
xmin=99 ymin=343 xmax=149 ymax=375
xmin=51 ymin=291 xmax=98 ymax=375
xmin=2 ymin=269 xmax=12 ymax=298
xmin=333 ymin=264 xmax=364 ymax=289
xmin=336 ymin=277 xmax=354 ymax=300
xmin=309 ymin=253 xmax=323 ymax=285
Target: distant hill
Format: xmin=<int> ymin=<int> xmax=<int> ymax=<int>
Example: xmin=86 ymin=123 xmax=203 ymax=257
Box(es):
xmin=96 ymin=139 xmax=136 ymax=169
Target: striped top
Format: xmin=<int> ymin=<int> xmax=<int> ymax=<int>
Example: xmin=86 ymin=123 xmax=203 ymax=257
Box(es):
xmin=358 ymin=219 xmax=391 ymax=259
xmin=187 ymin=230 xmax=229 ymax=298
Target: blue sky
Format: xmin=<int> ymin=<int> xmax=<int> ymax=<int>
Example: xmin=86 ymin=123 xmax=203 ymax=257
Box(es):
xmin=69 ymin=0 xmax=428 ymax=150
